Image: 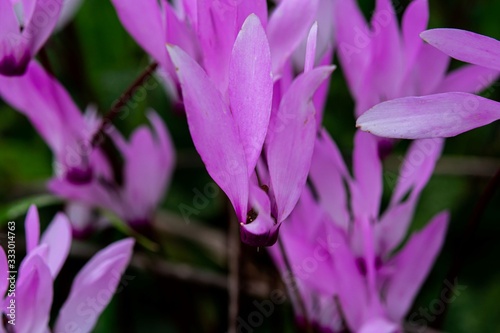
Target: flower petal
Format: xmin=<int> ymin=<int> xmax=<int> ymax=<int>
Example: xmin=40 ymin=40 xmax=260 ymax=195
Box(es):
xmin=229 ymin=14 xmax=273 ymax=175
xmin=23 ymin=204 xmax=40 ymax=253
xmin=267 ymin=0 xmax=319 ymax=76
xmin=24 ymin=0 xmax=63 ymax=54
xmin=421 ymin=28 xmax=500 ymax=71
xmin=385 ymin=212 xmax=449 ymax=321
xmin=40 ymin=212 xmax=72 ymax=278
xmin=402 ymin=0 xmax=428 ymax=70
xmin=55 ymin=238 xmax=135 ymax=333
xmin=267 ymin=65 xmax=335 ymax=222
xmin=167 ymin=44 xmax=249 ymax=221
xmin=110 ymin=0 xmax=167 ymax=67
xmin=436 ymin=64 xmax=500 ymax=94
xmin=357 ymin=92 xmax=500 ymax=139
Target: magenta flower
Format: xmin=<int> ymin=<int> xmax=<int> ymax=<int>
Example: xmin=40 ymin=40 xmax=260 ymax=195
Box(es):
xmin=0 ymin=0 xmax=62 ymax=76
xmin=357 ymin=29 xmax=500 ymax=139
xmin=0 ymin=62 xmax=102 ymax=185
xmin=168 ymin=13 xmax=333 ymax=246
xmin=49 ymin=111 xmax=175 ymax=230
xmin=335 ymin=0 xmax=498 ymax=116
xmin=269 ymin=130 xmax=449 ymax=332
xmin=0 ymin=62 xmax=175 ymax=232
xmin=0 ymin=205 xmax=134 ymax=332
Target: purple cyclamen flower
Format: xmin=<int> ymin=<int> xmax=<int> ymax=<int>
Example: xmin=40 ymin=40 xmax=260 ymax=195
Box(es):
xmin=110 ymin=0 xmax=325 ymax=102
xmin=0 ymin=61 xmax=102 ymax=185
xmin=0 ymin=0 xmax=62 ymax=76
xmin=0 ymin=205 xmax=134 ymax=333
xmin=0 ymin=62 xmax=175 ymax=232
xmin=335 ymin=0 xmax=499 ymax=116
xmin=49 ymin=110 xmax=175 ymax=230
xmin=168 ymin=13 xmax=333 ymax=246
xmin=357 ymin=29 xmax=500 ymax=139
xmin=269 ymin=130 xmax=449 ymax=332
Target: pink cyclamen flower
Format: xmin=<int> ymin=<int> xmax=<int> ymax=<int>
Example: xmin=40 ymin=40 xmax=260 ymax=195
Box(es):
xmin=168 ymin=13 xmax=333 ymax=246
xmin=269 ymin=130 xmax=449 ymax=332
xmin=0 ymin=61 xmax=102 ymax=185
xmin=357 ymin=28 xmax=500 ymax=139
xmin=0 ymin=62 xmax=175 ymax=232
xmin=0 ymin=205 xmax=134 ymax=332
xmin=0 ymin=0 xmax=62 ymax=76
xmin=49 ymin=110 xmax=175 ymax=230
xmin=335 ymin=0 xmax=499 ymax=116
xmin=110 ymin=0 xmax=324 ymax=102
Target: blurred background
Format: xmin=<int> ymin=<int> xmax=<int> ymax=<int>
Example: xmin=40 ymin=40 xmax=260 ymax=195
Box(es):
xmin=0 ymin=0 xmax=499 ymax=332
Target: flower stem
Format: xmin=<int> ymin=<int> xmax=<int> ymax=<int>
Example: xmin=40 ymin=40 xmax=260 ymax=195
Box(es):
xmin=91 ymin=62 xmax=159 ymax=147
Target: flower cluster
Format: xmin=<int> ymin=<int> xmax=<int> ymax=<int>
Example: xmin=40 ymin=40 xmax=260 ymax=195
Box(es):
xmin=1 ymin=0 xmax=498 ymax=331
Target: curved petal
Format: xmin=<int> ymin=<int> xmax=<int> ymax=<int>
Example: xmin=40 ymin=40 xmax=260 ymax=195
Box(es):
xmin=110 ymin=0 xmax=167 ymax=67
xmin=267 ymin=65 xmax=335 ymax=222
xmin=357 ymin=92 xmax=500 ymax=139
xmin=24 ymin=0 xmax=63 ymax=54
xmin=421 ymin=28 xmax=500 ymax=71
xmin=267 ymin=0 xmax=319 ymax=75
xmin=436 ymin=64 xmax=500 ymax=94
xmin=55 ymin=239 xmax=135 ymax=333
xmin=15 ymin=255 xmax=53 ymax=333
xmin=25 ymin=204 xmax=40 ymax=253
xmin=40 ymin=212 xmax=72 ymax=277
xmin=229 ymin=14 xmax=273 ymax=175
xmin=167 ymin=44 xmax=249 ymax=221
xmin=385 ymin=212 xmax=449 ymax=321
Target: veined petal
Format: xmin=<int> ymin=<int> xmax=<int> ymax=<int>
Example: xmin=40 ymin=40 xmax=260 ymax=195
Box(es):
xmin=421 ymin=28 xmax=500 ymax=71
xmin=357 ymin=92 xmax=500 ymax=139
xmin=267 ymin=0 xmax=319 ymax=76
xmin=40 ymin=212 xmax=72 ymax=278
xmin=436 ymin=64 xmax=500 ymax=94
xmin=229 ymin=14 xmax=272 ymax=175
xmin=267 ymin=65 xmax=335 ymax=222
xmin=55 ymin=239 xmax=134 ymax=333
xmin=110 ymin=0 xmax=167 ymax=67
xmin=385 ymin=212 xmax=449 ymax=321
xmin=167 ymin=44 xmax=249 ymax=221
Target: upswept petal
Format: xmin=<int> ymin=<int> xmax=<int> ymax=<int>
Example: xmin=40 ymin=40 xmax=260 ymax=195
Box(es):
xmin=110 ymin=0 xmax=167 ymax=67
xmin=309 ymin=129 xmax=350 ymax=230
xmin=385 ymin=212 xmax=449 ymax=321
xmin=229 ymin=14 xmax=273 ymax=175
xmin=40 ymin=212 xmax=72 ymax=277
xmin=304 ymin=22 xmax=318 ymax=73
xmin=55 ymin=238 xmax=135 ymax=333
xmin=15 ymin=255 xmax=53 ymax=333
xmin=236 ymin=0 xmax=268 ymax=29
xmin=357 ymin=92 xmax=500 ymax=139
xmin=421 ymin=28 xmax=500 ymax=71
xmin=24 ymin=0 xmax=63 ymax=54
xmin=267 ymin=0 xmax=319 ymax=76
xmin=267 ymin=65 xmax=335 ymax=222
xmin=25 ymin=204 xmax=40 ymax=253
xmin=0 ymin=0 xmax=18 ymax=34
xmin=370 ymin=0 xmax=403 ymax=100
xmin=350 ymin=131 xmax=382 ymax=219
xmin=167 ymin=44 xmax=249 ymax=221
xmin=402 ymin=0 xmax=428 ymax=70
xmin=334 ymin=0 xmax=371 ymax=96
